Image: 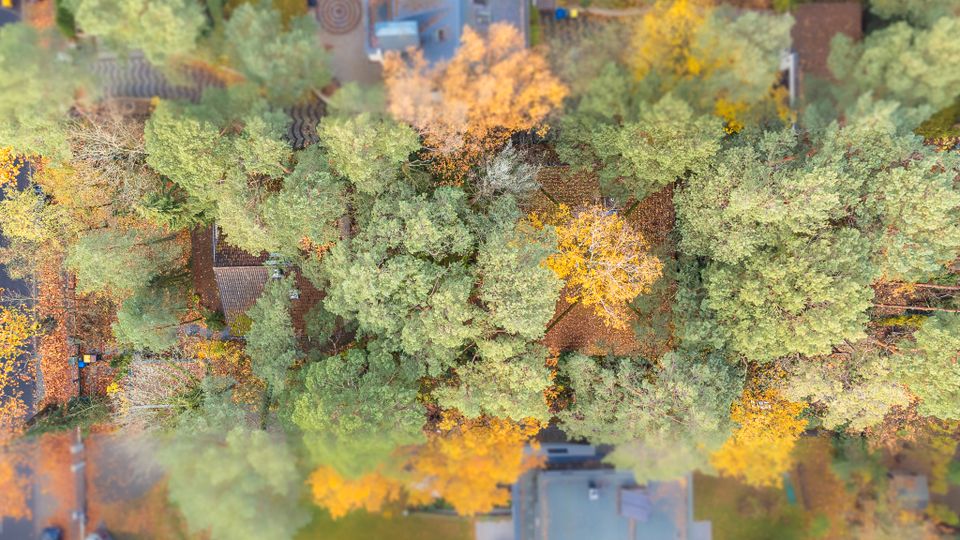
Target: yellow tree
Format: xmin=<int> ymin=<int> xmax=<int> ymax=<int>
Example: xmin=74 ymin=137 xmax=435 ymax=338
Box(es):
xmin=631 ymin=0 xmax=711 ymax=82
xmin=0 ymin=147 xmax=21 ymax=192
xmin=407 ymin=412 xmax=544 ymax=516
xmin=534 ymin=204 xmax=662 ymax=329
xmin=383 ymin=23 xmax=567 ymax=180
xmin=710 ymin=389 xmax=807 ymax=488
xmin=0 ymin=300 xmax=39 ymax=440
xmin=307 ymin=467 xmax=412 ymax=519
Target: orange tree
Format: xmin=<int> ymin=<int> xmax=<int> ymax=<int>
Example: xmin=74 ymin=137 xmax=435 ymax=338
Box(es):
xmin=306 ymin=411 xmax=544 ymax=518
xmin=383 ymin=23 xmax=567 ymax=180
xmin=532 ymin=204 xmax=662 ymax=329
xmin=710 ymin=389 xmax=807 ymax=488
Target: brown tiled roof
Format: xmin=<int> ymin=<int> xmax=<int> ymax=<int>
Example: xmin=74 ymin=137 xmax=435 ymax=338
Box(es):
xmin=792 ymin=2 xmax=863 ymax=80
xmin=213 ymin=266 xmax=270 ymax=324
xmin=212 ymin=228 xmax=269 ymax=267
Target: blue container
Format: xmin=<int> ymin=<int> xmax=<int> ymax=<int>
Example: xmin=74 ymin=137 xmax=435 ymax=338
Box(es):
xmin=555 ymin=7 xmax=568 ymax=20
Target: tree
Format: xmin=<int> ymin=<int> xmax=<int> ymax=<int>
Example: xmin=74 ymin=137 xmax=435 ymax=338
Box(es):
xmin=626 ymin=0 xmax=792 ymax=122
xmin=535 ymin=204 xmax=662 ymax=329
xmin=64 ymin=228 xmax=183 ymax=297
xmin=317 ymin=113 xmax=421 ymax=196
xmin=244 ymin=276 xmax=298 ymax=393
xmin=113 ymin=282 xmax=194 ymax=352
xmin=0 ymin=302 xmax=39 ymax=439
xmin=307 ymin=466 xmax=408 ymax=519
xmin=476 ymin=222 xmax=562 ymax=339
xmin=894 ymin=314 xmax=960 ymax=420
xmin=828 ymin=18 xmax=960 ymax=111
xmin=321 ymin=189 xmax=560 ymax=372
xmin=383 ymin=23 xmax=567 ymax=179
xmin=160 ymin=426 xmax=310 ymax=540
xmin=435 ymin=342 xmax=553 ymax=422
xmin=223 ymin=3 xmax=331 ymax=106
xmin=474 ymin=141 xmax=541 ymax=201
xmin=866 ymin=150 xmax=960 ymax=282
xmin=675 ymin=129 xmax=879 ymax=361
xmin=65 ymin=0 xmax=206 ymax=67
xmin=869 ymin=0 xmax=959 ymax=27
xmin=710 ymin=389 xmax=807 ymax=488
xmin=558 ymin=352 xmax=743 ymax=482
xmin=558 ymin=92 xmax=724 ymax=201
xmin=780 ymin=346 xmax=910 ymax=432
xmin=286 ymin=342 xmax=426 ymax=477
xmin=407 ymin=412 xmax=544 ymax=516
xmin=0 ymin=24 xmax=87 ymax=161
xmin=0 ymin=445 xmax=31 ymax=520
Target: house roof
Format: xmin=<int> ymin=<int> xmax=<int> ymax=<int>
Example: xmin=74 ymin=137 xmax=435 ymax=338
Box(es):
xmin=367 ymin=0 xmax=529 ymax=63
xmin=213 ymin=266 xmax=270 ymax=325
xmin=514 ymin=468 xmax=710 ymax=540
xmin=791 ymin=2 xmax=862 ymax=80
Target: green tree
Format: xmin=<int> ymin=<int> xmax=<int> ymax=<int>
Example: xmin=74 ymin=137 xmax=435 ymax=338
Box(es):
xmin=558 ymin=352 xmax=742 ymax=481
xmin=160 ymin=426 xmax=310 ymax=540
xmin=317 ymin=113 xmax=420 ymax=196
xmin=435 ymin=342 xmax=552 ymax=422
xmin=321 ymin=189 xmax=560 ymax=372
xmin=64 ymin=228 xmax=182 ymax=297
xmin=65 ymin=0 xmax=206 ymax=66
xmin=829 ymin=18 xmax=960 ymax=111
xmin=895 ymin=313 xmax=960 ymax=420
xmin=245 ymin=276 xmax=298 ymax=393
xmin=869 ymin=0 xmax=959 ymax=28
xmin=224 ymin=3 xmax=331 ymax=106
xmin=0 ymin=24 xmax=87 ymax=160
xmin=113 ymin=282 xmax=193 ymax=352
xmin=780 ymin=346 xmax=910 ymax=431
xmin=559 ymin=89 xmax=724 ymax=200
xmin=286 ymin=342 xmax=425 ymax=477
xmin=676 ymin=130 xmax=878 ymax=361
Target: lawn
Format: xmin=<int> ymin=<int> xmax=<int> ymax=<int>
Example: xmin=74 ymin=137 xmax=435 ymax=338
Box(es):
xmin=296 ymin=510 xmax=474 ymax=540
xmin=694 ymin=471 xmax=808 ymax=540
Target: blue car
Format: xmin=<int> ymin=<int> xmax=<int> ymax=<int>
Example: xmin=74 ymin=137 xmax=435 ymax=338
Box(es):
xmin=39 ymin=527 xmax=62 ymax=540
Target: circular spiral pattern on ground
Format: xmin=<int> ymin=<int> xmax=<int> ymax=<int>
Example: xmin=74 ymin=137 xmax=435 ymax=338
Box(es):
xmin=317 ymin=0 xmax=362 ymax=34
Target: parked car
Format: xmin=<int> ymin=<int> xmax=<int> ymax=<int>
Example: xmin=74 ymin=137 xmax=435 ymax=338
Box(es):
xmin=39 ymin=527 xmax=62 ymax=540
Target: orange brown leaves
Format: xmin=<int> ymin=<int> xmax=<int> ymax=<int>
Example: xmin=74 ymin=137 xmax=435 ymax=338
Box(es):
xmin=383 ymin=23 xmax=567 ymax=180
xmin=0 ymin=446 xmax=32 ymax=521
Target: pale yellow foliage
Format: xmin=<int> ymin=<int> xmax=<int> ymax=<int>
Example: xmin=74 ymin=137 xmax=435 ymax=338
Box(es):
xmin=711 ymin=389 xmax=807 ymax=488
xmin=384 ymin=23 xmax=567 ymax=180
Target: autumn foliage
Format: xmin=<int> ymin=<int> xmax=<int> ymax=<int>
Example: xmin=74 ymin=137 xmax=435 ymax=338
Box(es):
xmin=308 ymin=412 xmax=543 ymax=519
xmin=408 ymin=413 xmax=544 ymax=516
xmin=710 ymin=389 xmax=807 ymax=488
xmin=533 ymin=204 xmax=662 ymax=329
xmin=0 ymin=299 xmax=39 ymax=440
xmin=384 ymin=23 xmax=567 ymax=180
xmin=0 ymin=445 xmax=32 ymax=521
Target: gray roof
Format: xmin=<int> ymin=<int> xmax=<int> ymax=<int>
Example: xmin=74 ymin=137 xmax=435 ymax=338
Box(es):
xmin=213 ymin=266 xmax=269 ymax=324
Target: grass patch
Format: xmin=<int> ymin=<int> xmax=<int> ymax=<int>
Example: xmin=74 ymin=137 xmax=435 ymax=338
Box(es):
xmin=694 ymin=472 xmax=808 ymax=540
xmin=916 ymin=98 xmax=960 ymax=142
xmin=296 ymin=510 xmax=473 ymax=540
